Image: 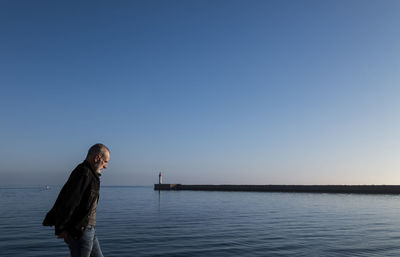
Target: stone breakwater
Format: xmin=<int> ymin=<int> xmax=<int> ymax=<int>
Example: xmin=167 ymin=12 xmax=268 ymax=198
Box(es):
xmin=154 ymin=184 xmax=400 ymax=194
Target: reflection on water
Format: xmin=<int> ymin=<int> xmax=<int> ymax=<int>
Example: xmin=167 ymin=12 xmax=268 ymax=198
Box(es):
xmin=1 ymin=186 xmax=400 ymax=256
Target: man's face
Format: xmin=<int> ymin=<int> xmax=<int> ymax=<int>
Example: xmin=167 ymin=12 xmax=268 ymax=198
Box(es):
xmin=93 ymin=150 xmax=110 ymax=174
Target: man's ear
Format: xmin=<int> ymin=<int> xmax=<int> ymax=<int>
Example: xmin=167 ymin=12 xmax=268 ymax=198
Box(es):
xmin=94 ymin=154 xmax=100 ymax=163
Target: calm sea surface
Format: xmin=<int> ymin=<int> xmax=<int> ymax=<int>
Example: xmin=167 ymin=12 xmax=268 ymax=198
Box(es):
xmin=1 ymin=186 xmax=400 ymax=256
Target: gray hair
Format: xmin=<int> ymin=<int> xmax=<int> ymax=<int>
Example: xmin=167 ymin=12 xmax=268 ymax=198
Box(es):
xmin=86 ymin=143 xmax=110 ymax=158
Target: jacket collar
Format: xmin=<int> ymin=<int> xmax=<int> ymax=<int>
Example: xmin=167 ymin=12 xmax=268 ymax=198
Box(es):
xmin=83 ymin=160 xmax=101 ymax=179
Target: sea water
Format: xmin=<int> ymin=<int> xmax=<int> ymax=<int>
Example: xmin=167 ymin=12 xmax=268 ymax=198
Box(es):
xmin=1 ymin=186 xmax=400 ymax=256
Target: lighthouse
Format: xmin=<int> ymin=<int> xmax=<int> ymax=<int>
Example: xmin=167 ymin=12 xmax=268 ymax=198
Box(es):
xmin=159 ymin=172 xmax=162 ymax=184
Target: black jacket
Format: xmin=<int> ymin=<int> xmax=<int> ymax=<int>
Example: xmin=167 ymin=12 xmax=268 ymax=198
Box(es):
xmin=43 ymin=160 xmax=100 ymax=239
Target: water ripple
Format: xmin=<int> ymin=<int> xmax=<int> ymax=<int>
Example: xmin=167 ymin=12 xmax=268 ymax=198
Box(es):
xmin=2 ymin=187 xmax=400 ymax=256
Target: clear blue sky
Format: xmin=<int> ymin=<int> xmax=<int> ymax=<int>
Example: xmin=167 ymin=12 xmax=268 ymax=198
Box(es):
xmin=1 ymin=0 xmax=400 ymax=186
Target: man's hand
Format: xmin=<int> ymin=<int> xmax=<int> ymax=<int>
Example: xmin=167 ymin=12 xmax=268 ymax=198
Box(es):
xmin=57 ymin=231 xmax=67 ymax=239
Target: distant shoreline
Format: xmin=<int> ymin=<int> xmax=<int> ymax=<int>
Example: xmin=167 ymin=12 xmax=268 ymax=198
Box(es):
xmin=154 ymin=184 xmax=400 ymax=195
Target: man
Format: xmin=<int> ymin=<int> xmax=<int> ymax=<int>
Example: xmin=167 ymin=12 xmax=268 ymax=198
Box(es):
xmin=43 ymin=143 xmax=110 ymax=257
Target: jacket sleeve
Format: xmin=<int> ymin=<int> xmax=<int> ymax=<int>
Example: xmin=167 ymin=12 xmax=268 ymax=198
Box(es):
xmin=49 ymin=168 xmax=90 ymax=235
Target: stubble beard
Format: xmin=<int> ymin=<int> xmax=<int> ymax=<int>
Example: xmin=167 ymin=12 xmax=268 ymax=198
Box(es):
xmin=94 ymin=163 xmax=103 ymax=175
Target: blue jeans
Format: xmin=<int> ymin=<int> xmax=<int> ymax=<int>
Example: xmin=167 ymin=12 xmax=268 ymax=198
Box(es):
xmin=64 ymin=226 xmax=104 ymax=257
